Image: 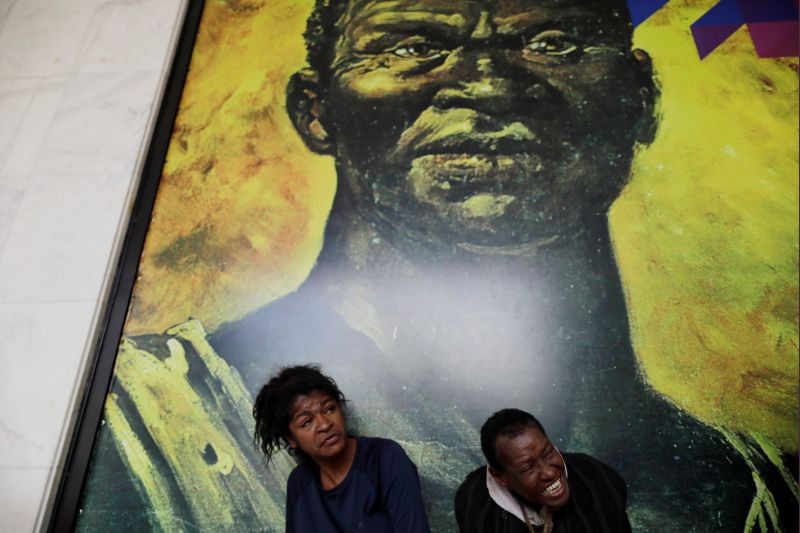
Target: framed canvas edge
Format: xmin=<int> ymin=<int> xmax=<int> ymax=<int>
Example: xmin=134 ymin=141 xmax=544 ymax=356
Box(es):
xmin=43 ymin=1 xmax=207 ymax=530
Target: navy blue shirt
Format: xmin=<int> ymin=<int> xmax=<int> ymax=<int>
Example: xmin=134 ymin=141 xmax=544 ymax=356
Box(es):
xmin=285 ymin=437 xmax=430 ymax=532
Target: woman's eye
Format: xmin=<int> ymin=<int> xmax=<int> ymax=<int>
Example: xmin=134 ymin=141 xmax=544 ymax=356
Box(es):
xmin=300 ymin=419 xmax=311 ymax=428
xmin=524 ymin=30 xmax=579 ymax=57
xmin=393 ymin=42 xmax=441 ymax=58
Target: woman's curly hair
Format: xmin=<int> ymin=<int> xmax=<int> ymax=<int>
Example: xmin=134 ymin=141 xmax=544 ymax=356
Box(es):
xmin=252 ymin=364 xmax=347 ymax=463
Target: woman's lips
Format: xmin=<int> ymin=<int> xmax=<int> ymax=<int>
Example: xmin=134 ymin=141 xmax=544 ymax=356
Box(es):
xmin=321 ymin=434 xmax=340 ymax=447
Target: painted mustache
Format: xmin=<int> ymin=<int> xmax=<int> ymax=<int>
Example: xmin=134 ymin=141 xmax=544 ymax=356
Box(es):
xmin=391 ymin=107 xmax=560 ymax=160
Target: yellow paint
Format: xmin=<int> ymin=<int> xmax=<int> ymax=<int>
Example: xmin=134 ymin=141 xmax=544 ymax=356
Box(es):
xmin=122 ymin=0 xmax=797 ymax=452
xmin=613 ymin=0 xmax=798 ymax=450
xmin=110 ymin=326 xmax=289 ymax=528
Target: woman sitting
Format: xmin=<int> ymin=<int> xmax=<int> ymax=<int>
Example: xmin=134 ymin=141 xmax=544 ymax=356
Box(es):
xmin=253 ymin=364 xmax=431 ymax=532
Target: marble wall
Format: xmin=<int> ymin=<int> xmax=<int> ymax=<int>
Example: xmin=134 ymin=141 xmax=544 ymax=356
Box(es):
xmin=0 ymin=0 xmax=185 ymax=530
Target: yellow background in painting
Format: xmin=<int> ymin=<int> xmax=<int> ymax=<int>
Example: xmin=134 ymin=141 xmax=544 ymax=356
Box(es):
xmin=123 ymin=0 xmax=798 ymax=451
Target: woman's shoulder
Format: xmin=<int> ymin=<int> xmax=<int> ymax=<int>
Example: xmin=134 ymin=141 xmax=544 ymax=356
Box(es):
xmin=287 ymin=459 xmax=317 ymax=494
xmin=356 ymin=436 xmax=407 ymax=458
xmin=355 ymin=436 xmax=417 ymax=477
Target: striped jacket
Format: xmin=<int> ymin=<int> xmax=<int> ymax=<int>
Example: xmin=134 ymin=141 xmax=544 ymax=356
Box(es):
xmin=455 ymin=453 xmax=631 ymax=533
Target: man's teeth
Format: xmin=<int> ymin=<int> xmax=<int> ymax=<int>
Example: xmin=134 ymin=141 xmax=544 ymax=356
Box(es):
xmin=543 ymin=479 xmax=562 ymax=496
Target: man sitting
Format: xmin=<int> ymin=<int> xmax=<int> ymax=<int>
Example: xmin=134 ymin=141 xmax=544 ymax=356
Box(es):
xmin=455 ymin=409 xmax=631 ymax=532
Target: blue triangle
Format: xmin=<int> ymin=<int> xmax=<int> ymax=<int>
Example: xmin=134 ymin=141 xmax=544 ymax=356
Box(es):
xmin=627 ymin=0 xmax=671 ymax=27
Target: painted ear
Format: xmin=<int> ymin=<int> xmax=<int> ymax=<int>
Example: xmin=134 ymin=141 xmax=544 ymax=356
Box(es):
xmin=287 ymin=68 xmax=334 ymax=154
xmin=632 ymin=49 xmax=659 ymax=146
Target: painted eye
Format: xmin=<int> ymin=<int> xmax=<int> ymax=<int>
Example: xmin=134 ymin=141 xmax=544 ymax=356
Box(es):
xmin=393 ymin=42 xmax=442 ymax=58
xmin=524 ymin=30 xmax=579 ymax=58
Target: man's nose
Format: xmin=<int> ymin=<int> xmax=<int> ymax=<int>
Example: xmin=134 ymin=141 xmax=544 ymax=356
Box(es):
xmin=539 ymin=461 xmax=560 ymax=480
xmin=432 ymin=52 xmax=543 ymax=115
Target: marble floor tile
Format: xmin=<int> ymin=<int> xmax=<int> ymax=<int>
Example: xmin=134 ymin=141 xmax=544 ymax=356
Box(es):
xmin=0 ymin=0 xmax=16 ymax=36
xmin=0 ymin=77 xmax=67 ymax=178
xmin=0 ymin=0 xmax=98 ymax=78
xmin=0 ymin=172 xmax=132 ymax=302
xmin=0 ymin=302 xmax=96 ymax=469
xmin=33 ymin=70 xmax=162 ymax=176
xmin=78 ymin=0 xmax=185 ymax=74
xmin=0 ymin=78 xmax=41 ymax=171
xmin=0 ymin=183 xmax=23 ymax=256
xmin=0 ymin=467 xmax=51 ymax=533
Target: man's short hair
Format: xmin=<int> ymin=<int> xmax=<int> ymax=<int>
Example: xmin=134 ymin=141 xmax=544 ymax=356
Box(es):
xmin=480 ymin=408 xmax=546 ymax=470
xmin=302 ymin=0 xmax=635 ymax=74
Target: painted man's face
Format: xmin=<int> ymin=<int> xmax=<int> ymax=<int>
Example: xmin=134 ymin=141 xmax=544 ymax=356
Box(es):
xmin=292 ymin=0 xmax=655 ymax=252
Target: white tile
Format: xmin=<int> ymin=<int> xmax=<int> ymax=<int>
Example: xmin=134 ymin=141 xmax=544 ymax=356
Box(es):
xmin=0 ymin=302 xmax=96 ymax=469
xmin=0 ymin=0 xmax=17 ymax=34
xmin=0 ymin=0 xmax=98 ymax=77
xmin=34 ymin=70 xmax=161 ymax=176
xmin=0 ymin=172 xmax=131 ymax=302
xmin=0 ymin=78 xmax=41 ymax=170
xmin=78 ymin=0 xmax=184 ymax=74
xmin=0 ymin=173 xmax=28 ymax=189
xmin=0 ymin=467 xmax=51 ymax=533
xmin=0 ymin=183 xmax=23 ymax=255
xmin=0 ymin=77 xmax=66 ymax=178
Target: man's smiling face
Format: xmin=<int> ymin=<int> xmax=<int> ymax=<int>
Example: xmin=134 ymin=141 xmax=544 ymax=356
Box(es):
xmin=294 ymin=0 xmax=655 ymax=252
xmin=490 ymin=424 xmax=571 ymax=508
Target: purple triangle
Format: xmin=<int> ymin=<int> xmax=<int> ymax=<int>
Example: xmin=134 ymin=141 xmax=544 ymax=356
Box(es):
xmin=748 ymin=21 xmax=800 ymax=57
xmin=691 ymin=23 xmax=743 ymax=58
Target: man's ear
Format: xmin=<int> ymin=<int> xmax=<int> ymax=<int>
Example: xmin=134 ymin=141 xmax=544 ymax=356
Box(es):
xmin=488 ymin=466 xmax=510 ymax=489
xmin=287 ymin=68 xmax=334 ymax=154
xmin=632 ymin=48 xmax=659 ymax=146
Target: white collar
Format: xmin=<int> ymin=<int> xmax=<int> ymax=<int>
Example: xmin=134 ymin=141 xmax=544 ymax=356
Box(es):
xmin=485 ymin=466 xmax=545 ymax=526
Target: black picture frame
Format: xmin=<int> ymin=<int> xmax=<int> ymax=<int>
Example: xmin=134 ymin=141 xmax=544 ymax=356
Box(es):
xmin=46 ymin=1 xmax=206 ymax=530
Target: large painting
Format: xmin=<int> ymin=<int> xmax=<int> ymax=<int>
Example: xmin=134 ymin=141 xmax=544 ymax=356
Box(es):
xmin=63 ymin=0 xmax=798 ymax=531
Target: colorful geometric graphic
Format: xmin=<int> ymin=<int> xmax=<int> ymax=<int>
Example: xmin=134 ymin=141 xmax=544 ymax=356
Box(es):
xmin=628 ymin=0 xmax=800 ymax=59
xmin=627 ymin=0 xmax=671 ymax=27
xmin=692 ymin=0 xmax=799 ymax=58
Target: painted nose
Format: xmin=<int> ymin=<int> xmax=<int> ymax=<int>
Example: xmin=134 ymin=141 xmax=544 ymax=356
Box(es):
xmin=432 ymin=54 xmax=544 ymax=114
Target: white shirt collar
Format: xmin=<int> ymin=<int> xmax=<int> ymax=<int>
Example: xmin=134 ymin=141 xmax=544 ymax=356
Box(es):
xmin=485 ymin=466 xmax=545 ymax=526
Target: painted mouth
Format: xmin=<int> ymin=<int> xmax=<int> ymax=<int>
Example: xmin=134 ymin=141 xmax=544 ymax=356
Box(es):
xmin=542 ymin=477 xmax=565 ymax=497
xmin=414 ymin=136 xmax=533 ymax=157
xmin=406 ymin=153 xmax=546 ymax=202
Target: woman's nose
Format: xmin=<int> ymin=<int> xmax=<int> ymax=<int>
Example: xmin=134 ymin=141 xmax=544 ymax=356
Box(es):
xmin=317 ymin=415 xmax=332 ymax=431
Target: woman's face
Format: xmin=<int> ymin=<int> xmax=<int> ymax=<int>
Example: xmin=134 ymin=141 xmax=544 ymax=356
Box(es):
xmin=286 ymin=390 xmax=349 ymax=462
